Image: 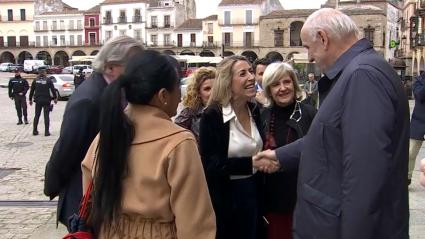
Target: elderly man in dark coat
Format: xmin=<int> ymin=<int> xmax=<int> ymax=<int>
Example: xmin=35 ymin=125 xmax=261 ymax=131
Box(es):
xmin=43 ymin=36 xmax=143 ymax=227
xmin=409 ymin=71 xmax=425 ymax=185
xmin=254 ymin=8 xmax=409 ymax=239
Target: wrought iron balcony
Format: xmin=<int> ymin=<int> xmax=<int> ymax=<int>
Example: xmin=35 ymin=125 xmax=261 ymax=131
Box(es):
xmin=416 ymin=33 xmax=425 ymax=46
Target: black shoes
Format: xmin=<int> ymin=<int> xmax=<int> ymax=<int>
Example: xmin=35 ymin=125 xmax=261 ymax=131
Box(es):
xmin=24 ymin=119 xmax=28 ymax=124
xmin=33 ymin=130 xmax=39 ymax=136
xmin=45 ymin=132 xmax=51 ymax=136
xmin=17 ymin=121 xmax=23 ymax=125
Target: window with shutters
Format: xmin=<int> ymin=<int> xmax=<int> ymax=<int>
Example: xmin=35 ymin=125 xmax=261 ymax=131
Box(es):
xmin=246 ymin=10 xmax=252 ymax=25
xmin=224 ymin=11 xmax=231 ymax=26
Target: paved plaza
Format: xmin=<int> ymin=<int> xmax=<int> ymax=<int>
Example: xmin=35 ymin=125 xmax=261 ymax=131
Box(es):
xmin=0 ymin=72 xmax=424 ymax=238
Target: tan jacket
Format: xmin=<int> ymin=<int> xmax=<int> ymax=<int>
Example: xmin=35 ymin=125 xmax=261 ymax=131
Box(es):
xmin=82 ymin=105 xmax=216 ymax=239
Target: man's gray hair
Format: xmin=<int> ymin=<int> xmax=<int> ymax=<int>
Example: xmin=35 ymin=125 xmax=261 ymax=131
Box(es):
xmin=304 ymin=8 xmax=360 ymax=42
xmin=92 ymin=35 xmax=143 ymax=73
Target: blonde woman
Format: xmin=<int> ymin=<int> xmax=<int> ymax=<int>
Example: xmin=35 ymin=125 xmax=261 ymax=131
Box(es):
xmin=175 ymin=67 xmax=216 ymax=142
xmin=199 ymin=55 xmax=275 ymax=239
xmin=260 ymin=62 xmax=316 ymax=239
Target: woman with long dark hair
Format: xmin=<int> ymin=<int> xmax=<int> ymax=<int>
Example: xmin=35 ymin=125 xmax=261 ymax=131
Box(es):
xmin=81 ymin=50 xmax=216 ymax=238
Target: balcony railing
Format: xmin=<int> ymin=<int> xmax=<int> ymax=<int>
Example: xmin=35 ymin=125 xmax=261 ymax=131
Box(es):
xmin=0 ymin=41 xmax=103 ymax=48
xmin=133 ymin=16 xmax=142 ymax=23
xmin=202 ymin=41 xmax=218 ymax=49
xmin=395 ymin=49 xmax=406 ymax=58
xmin=68 ymin=26 xmax=84 ymax=31
xmin=418 ymin=1 xmax=425 ymax=16
xmin=103 ymin=18 xmax=113 ymax=25
xmin=85 ymin=24 xmax=100 ymax=28
xmin=416 ymin=33 xmax=425 ymax=46
xmin=118 ymin=16 xmax=127 ymax=24
xmin=0 ymin=41 xmax=35 ymax=48
xmin=34 ymin=28 xmax=49 ymax=32
xmin=51 ymin=26 xmax=65 ymax=31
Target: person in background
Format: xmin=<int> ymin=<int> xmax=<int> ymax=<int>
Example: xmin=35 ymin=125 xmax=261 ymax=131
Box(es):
xmin=175 ymin=67 xmax=216 ymax=143
xmin=408 ymin=71 xmax=425 ymax=185
xmin=199 ymin=55 xmax=276 ymax=239
xmin=261 ymin=62 xmax=316 ymax=239
xmin=82 ymin=50 xmax=216 ymax=238
xmin=303 ymin=73 xmax=318 ymax=108
xmin=29 ymin=69 xmax=57 ymax=136
xmin=255 ymin=8 xmax=409 ymax=238
xmin=44 ymin=36 xmax=143 ymax=227
xmin=74 ymin=68 xmax=86 ymax=88
xmin=8 ymin=69 xmax=29 ymax=125
xmin=253 ymin=58 xmax=272 ymax=105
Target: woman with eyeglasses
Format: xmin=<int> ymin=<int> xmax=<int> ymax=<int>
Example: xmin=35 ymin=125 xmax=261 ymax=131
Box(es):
xmin=260 ymin=62 xmax=316 ymax=239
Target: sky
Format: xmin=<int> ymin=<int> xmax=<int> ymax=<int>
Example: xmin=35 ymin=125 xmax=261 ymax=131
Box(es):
xmin=62 ymin=0 xmax=327 ymax=18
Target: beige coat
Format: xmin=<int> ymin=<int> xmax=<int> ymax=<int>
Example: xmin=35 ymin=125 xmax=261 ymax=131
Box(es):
xmin=82 ymin=104 xmax=216 ymax=239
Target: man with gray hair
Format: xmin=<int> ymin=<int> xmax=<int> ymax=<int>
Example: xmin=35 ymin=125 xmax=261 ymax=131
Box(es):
xmin=44 ymin=36 xmax=143 ymax=227
xmin=254 ymin=8 xmax=409 ymax=238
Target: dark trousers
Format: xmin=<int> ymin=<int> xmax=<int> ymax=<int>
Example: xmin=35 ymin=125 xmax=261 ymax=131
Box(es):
xmin=33 ymin=102 xmax=50 ymax=133
xmin=14 ymin=95 xmax=27 ymax=122
xmin=229 ymin=176 xmax=259 ymax=239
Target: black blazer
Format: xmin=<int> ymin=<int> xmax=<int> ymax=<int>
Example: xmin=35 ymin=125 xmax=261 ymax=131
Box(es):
xmin=44 ymin=72 xmax=107 ymax=225
xmin=199 ymin=101 xmax=265 ymax=239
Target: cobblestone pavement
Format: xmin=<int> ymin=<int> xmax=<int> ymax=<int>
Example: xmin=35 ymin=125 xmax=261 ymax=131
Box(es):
xmin=0 ymin=72 xmax=424 ymax=238
xmin=0 ymin=72 xmax=67 ymax=238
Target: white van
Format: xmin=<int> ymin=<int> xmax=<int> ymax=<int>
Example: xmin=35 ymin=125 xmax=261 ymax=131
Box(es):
xmin=72 ymin=65 xmax=93 ymax=74
xmin=24 ymin=60 xmax=45 ymax=73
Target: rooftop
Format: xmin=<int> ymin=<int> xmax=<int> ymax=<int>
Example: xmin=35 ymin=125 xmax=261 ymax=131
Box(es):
xmin=175 ymin=18 xmax=202 ymax=31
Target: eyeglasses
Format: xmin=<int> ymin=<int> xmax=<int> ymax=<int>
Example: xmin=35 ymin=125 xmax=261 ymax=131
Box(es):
xmin=289 ymin=101 xmax=302 ymax=122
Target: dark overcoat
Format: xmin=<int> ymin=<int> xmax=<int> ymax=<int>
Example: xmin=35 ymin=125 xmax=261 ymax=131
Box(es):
xmin=411 ymin=73 xmax=425 ymax=140
xmin=276 ymin=39 xmax=410 ymax=239
xmin=44 ymin=72 xmax=107 ymax=226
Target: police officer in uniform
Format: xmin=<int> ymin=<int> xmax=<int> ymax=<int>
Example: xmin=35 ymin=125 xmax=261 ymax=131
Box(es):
xmin=8 ymin=69 xmax=29 ymax=125
xmin=29 ymin=69 xmax=57 ymax=136
xmin=73 ymin=68 xmax=85 ymax=88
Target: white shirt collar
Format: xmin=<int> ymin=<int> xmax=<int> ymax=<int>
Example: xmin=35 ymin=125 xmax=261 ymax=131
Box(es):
xmin=222 ymin=103 xmax=236 ymax=123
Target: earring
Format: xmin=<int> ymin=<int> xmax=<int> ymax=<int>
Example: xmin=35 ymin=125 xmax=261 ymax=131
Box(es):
xmin=164 ymin=102 xmax=168 ymax=105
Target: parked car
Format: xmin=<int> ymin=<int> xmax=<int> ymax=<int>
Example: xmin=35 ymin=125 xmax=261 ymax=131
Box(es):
xmin=47 ymin=65 xmax=63 ymax=74
xmin=62 ymin=66 xmax=73 ymax=74
xmin=48 ymin=74 xmax=75 ymax=99
xmin=9 ymin=64 xmax=24 ymax=72
xmin=72 ymin=65 xmax=93 ymax=75
xmin=0 ymin=62 xmax=14 ymax=72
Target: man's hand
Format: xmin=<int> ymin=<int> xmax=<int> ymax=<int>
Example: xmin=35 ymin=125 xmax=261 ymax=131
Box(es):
xmin=54 ymin=98 xmax=58 ymax=104
xmin=253 ymin=149 xmax=280 ymax=173
xmin=10 ymin=97 xmax=13 ymax=100
xmin=255 ymin=91 xmax=267 ymax=105
xmin=29 ymin=100 xmax=33 ymax=106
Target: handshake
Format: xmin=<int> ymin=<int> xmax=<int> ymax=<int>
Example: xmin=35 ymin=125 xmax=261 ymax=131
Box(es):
xmin=252 ymin=149 xmax=280 ymax=174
